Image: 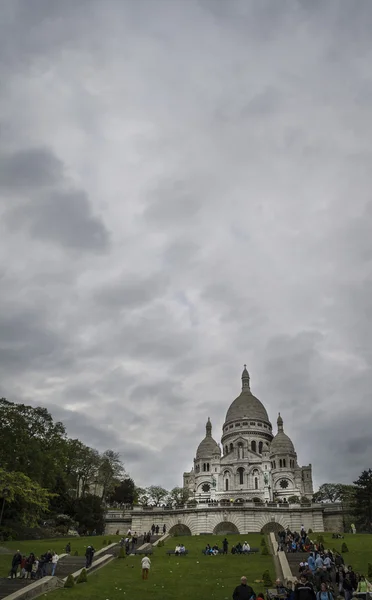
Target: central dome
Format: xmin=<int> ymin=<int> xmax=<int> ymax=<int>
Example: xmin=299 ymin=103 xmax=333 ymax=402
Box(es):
xmin=224 ymin=367 xmax=270 ymax=424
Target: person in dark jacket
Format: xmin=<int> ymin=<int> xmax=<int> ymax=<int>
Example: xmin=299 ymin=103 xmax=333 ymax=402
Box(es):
xmin=9 ymin=551 xmax=22 ymax=579
xmin=223 ymin=538 xmax=229 ymax=555
xmin=294 ymin=574 xmax=316 ymax=600
xmin=232 ymin=576 xmax=256 ymax=600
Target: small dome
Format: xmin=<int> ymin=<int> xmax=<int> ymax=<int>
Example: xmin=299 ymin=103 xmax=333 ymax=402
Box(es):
xmin=196 ymin=418 xmax=221 ymax=459
xmin=270 ymin=414 xmax=295 ymax=455
xmin=270 ymin=431 xmax=295 ymax=455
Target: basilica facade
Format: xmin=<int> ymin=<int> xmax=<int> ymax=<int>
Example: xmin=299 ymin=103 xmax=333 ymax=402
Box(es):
xmin=183 ymin=367 xmax=313 ymax=504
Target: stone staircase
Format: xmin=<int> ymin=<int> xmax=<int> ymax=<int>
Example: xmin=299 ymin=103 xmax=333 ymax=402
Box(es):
xmin=286 ymin=552 xmax=306 ymax=577
xmin=0 ymin=578 xmax=31 ymax=600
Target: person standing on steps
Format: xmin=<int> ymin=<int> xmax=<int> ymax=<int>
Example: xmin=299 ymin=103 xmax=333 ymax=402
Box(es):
xmin=232 ymin=576 xmax=256 ymax=600
xmin=141 ymin=554 xmax=151 ymax=580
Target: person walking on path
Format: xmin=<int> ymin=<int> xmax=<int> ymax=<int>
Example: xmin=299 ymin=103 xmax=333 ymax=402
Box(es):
xmin=232 ymin=576 xmax=256 ymax=600
xmin=141 ymin=554 xmax=151 ymax=580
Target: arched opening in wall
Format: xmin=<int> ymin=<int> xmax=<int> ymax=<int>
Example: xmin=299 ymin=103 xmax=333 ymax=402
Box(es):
xmin=258 ymin=441 xmax=263 ymax=454
xmin=237 ymin=467 xmax=244 ymax=485
xmin=251 ymin=440 xmax=257 ymax=453
xmin=168 ymin=524 xmax=192 ymax=536
xmin=254 ymin=477 xmax=258 ymax=490
xmin=229 ymin=443 xmax=234 ymax=452
xmin=260 ymin=521 xmax=285 ymax=535
xmin=253 ymin=497 xmax=263 ymax=504
xmin=279 ymin=459 xmax=282 ymax=468
xmin=225 ymin=445 xmax=228 ymax=455
xmin=225 ymin=479 xmax=229 ymax=491
xmin=283 ymin=459 xmax=286 ymax=468
xmin=213 ymin=521 xmax=240 ymax=535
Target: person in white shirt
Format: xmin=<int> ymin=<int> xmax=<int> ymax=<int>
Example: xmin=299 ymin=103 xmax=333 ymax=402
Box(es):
xmin=242 ymin=542 xmax=251 ymax=554
xmin=141 ymin=554 xmax=151 ymax=580
xmin=175 ymin=545 xmax=181 ymax=555
xmin=179 ymin=544 xmax=186 ymax=554
xmin=51 ymin=553 xmax=59 ymax=576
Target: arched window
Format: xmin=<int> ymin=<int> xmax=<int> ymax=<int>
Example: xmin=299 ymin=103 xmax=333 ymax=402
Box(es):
xmin=255 ymin=477 xmax=258 ymax=490
xmin=274 ymin=461 xmax=276 ymax=469
xmin=207 ymin=463 xmax=210 ymax=471
xmin=251 ymin=440 xmax=257 ymax=453
xmin=225 ymin=445 xmax=228 ymax=455
xmin=225 ymin=479 xmax=229 ymax=491
xmin=230 ymin=443 xmax=234 ymax=452
xmin=237 ymin=467 xmax=244 ymax=485
xmin=258 ymin=441 xmax=263 ymax=454
xmin=279 ymin=459 xmax=282 ymax=468
xmin=283 ymin=459 xmax=286 ymax=468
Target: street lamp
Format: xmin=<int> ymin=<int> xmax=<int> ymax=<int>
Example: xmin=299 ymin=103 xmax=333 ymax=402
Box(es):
xmin=0 ymin=488 xmax=10 ymax=527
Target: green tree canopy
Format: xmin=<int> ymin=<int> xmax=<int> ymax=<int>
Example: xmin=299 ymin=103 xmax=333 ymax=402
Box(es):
xmin=0 ymin=468 xmax=53 ymax=526
xmin=353 ymin=469 xmax=372 ymax=532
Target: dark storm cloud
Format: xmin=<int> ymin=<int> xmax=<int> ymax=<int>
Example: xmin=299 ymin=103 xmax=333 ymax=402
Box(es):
xmin=1 ymin=0 xmax=372 ymax=490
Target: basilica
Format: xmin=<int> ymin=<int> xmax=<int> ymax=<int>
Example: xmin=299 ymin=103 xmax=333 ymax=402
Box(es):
xmin=183 ymin=367 xmax=313 ymax=504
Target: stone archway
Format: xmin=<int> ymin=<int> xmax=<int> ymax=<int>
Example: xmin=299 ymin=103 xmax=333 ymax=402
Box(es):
xmin=213 ymin=521 xmax=240 ymax=535
xmin=260 ymin=521 xmax=285 ymax=535
xmin=168 ymin=524 xmax=192 ymax=536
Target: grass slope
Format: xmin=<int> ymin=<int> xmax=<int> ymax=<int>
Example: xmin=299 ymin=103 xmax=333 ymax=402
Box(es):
xmin=0 ymin=535 xmax=121 ymax=578
xmin=44 ymin=534 xmax=275 ymax=600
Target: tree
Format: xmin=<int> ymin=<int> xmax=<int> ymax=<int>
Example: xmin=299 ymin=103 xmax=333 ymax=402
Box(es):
xmin=135 ymin=487 xmax=150 ymax=507
xmin=108 ymin=478 xmax=135 ymax=505
xmin=287 ymin=495 xmax=300 ymax=504
xmin=168 ymin=487 xmax=190 ymax=507
xmin=65 ymin=440 xmax=101 ymax=498
xmin=313 ymin=483 xmax=356 ymax=505
xmin=97 ymin=451 xmax=125 ymax=500
xmin=353 ymin=469 xmax=372 ymax=532
xmin=146 ymin=485 xmax=169 ymax=506
xmin=0 ymin=468 xmax=53 ymax=526
xmin=72 ymin=494 xmax=105 ymax=534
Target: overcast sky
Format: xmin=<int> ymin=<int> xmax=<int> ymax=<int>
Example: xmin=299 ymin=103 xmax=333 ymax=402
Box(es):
xmin=1 ymin=0 xmax=372 ymax=491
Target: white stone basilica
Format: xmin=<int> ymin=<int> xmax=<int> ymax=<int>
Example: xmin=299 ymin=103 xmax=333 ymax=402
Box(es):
xmin=183 ymin=367 xmax=313 ymax=504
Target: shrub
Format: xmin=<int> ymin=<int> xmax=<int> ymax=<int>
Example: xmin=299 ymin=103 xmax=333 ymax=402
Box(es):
xmin=317 ymin=535 xmax=324 ymax=544
xmin=288 ymin=495 xmax=300 ymax=504
xmin=261 ymin=537 xmax=266 ymax=546
xmin=341 ymin=542 xmax=349 ymax=553
xmin=368 ymin=563 xmax=372 ymax=578
xmin=263 ymin=570 xmax=273 ymax=587
xmin=308 ymin=528 xmax=313 ymax=534
xmin=102 ymin=539 xmax=107 ymax=546
xmin=118 ymin=547 xmax=125 ymax=559
xmin=64 ymin=575 xmax=75 ymax=588
xmin=108 ymin=539 xmax=112 ymax=545
xmin=261 ymin=544 xmax=270 ymax=555
xmin=76 ymin=568 xmax=88 ymax=584
xmin=74 ymin=550 xmax=79 ymax=556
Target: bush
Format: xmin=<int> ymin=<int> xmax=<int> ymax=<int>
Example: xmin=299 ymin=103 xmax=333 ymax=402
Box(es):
xmin=263 ymin=570 xmax=273 ymax=587
xmin=108 ymin=539 xmax=112 ymax=545
xmin=317 ymin=535 xmax=324 ymax=544
xmin=76 ymin=568 xmax=88 ymax=584
xmin=288 ymin=495 xmax=300 ymax=504
xmin=341 ymin=542 xmax=349 ymax=553
xmin=261 ymin=544 xmax=270 ymax=555
xmin=260 ymin=537 xmax=266 ymax=546
xmin=308 ymin=528 xmax=313 ymax=534
xmin=118 ymin=547 xmax=125 ymax=559
xmin=74 ymin=550 xmax=79 ymax=556
xmin=64 ymin=574 xmax=75 ymax=588
xmin=368 ymin=563 xmax=372 ymax=578
xmin=102 ymin=539 xmax=107 ymax=546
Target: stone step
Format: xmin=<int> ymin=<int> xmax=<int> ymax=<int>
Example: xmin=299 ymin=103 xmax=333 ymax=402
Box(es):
xmin=0 ymin=578 xmax=31 ymax=600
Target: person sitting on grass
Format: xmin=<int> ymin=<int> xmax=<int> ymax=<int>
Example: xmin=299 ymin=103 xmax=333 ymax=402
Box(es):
xmin=232 ymin=575 xmax=256 ymax=600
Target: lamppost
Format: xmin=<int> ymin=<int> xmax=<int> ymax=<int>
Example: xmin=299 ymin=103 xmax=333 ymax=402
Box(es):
xmin=0 ymin=488 xmax=10 ymax=527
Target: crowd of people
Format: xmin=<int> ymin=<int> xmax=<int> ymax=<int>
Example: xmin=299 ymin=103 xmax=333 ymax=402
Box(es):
xmin=8 ymin=549 xmax=59 ymax=579
xmin=277 ymin=526 xmax=315 ymax=553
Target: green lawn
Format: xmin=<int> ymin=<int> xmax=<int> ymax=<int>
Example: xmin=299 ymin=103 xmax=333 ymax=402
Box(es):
xmin=44 ymin=534 xmax=275 ymax=600
xmin=317 ymin=533 xmax=372 ymax=574
xmin=0 ymin=535 xmax=122 ymax=578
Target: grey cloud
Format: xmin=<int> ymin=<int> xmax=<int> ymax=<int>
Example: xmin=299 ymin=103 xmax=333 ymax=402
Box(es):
xmin=95 ymin=274 xmax=169 ymax=309
xmin=6 ymin=190 xmax=110 ymax=252
xmin=142 ymin=180 xmax=202 ymax=225
xmin=0 ymin=148 xmax=63 ymax=192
